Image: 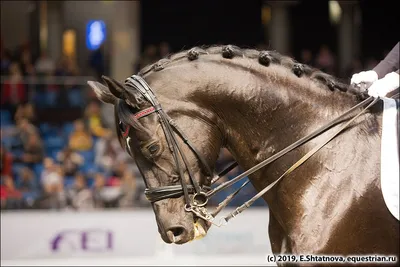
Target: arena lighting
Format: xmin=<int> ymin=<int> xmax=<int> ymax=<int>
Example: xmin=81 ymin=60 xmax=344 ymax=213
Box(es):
xmin=261 ymin=6 xmax=271 ymax=25
xmin=86 ymin=20 xmax=106 ymax=50
xmin=329 ymin=0 xmax=342 ymax=25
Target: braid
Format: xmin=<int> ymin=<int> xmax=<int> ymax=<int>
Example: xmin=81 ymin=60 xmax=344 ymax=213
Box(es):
xmin=138 ymin=44 xmax=355 ymax=95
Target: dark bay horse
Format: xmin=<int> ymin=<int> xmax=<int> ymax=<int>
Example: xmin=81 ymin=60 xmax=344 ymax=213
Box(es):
xmin=88 ymin=45 xmax=399 ymax=265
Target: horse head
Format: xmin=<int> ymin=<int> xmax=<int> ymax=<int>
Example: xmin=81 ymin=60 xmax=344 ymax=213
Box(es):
xmin=88 ymin=74 xmax=223 ymax=244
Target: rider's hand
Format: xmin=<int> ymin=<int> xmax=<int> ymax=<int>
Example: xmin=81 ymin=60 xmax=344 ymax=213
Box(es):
xmin=368 ymin=72 xmax=400 ymax=98
xmin=350 ymin=70 xmax=378 ymax=86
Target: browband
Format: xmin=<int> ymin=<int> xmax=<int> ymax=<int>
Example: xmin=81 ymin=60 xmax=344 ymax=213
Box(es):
xmin=134 ymin=106 xmax=156 ymax=119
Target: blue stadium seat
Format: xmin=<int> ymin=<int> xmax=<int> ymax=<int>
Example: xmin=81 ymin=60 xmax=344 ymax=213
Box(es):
xmin=78 ymin=150 xmax=95 ymax=163
xmin=1 ymin=136 xmax=14 ymax=150
xmin=79 ymin=161 xmax=99 ymax=174
xmin=40 ymin=123 xmax=60 ymax=138
xmin=22 ymin=191 xmax=41 ymax=202
xmin=39 ymin=123 xmax=50 ymax=134
xmin=64 ymin=176 xmax=75 ymax=188
xmin=45 ymin=136 xmax=65 ymax=150
xmin=40 ymin=123 xmax=54 ymax=137
xmin=33 ymin=91 xmax=47 ymax=107
xmin=50 ymin=150 xmax=60 ymax=161
xmin=33 ymin=163 xmax=44 ymax=180
xmin=10 ymin=149 xmax=24 ymax=158
xmin=10 ymin=136 xmax=23 ymax=150
xmin=86 ymin=177 xmax=95 ymax=188
xmin=46 ymin=91 xmax=58 ymax=107
xmin=68 ymin=89 xmax=84 ymax=107
xmin=0 ymin=110 xmax=12 ymax=126
xmin=62 ymin=122 xmax=74 ymax=139
xmin=12 ymin=163 xmax=26 ymax=178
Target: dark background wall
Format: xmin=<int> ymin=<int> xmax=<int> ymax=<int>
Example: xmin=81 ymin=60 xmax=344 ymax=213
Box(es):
xmin=1 ymin=0 xmax=398 ymax=72
xmin=140 ymin=0 xmax=264 ymax=52
xmin=140 ymin=0 xmax=399 ymax=60
xmin=360 ymin=0 xmax=399 ymax=59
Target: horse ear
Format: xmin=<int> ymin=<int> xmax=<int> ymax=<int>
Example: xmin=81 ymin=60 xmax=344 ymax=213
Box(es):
xmin=87 ymin=81 xmax=117 ymax=105
xmin=102 ymin=75 xmax=146 ymax=109
xmin=101 ymin=75 xmax=125 ymax=99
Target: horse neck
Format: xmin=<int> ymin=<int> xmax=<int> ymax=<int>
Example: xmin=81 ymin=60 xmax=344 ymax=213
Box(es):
xmin=186 ymin=61 xmax=365 ymax=169
xmin=184 ymin=60 xmax=382 ymax=234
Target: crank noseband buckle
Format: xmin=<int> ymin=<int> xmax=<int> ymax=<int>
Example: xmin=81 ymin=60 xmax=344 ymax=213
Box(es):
xmin=192 ymin=192 xmax=208 ymax=207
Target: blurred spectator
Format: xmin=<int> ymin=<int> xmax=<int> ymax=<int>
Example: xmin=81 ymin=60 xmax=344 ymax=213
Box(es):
xmin=118 ymin=170 xmax=137 ymax=208
xmin=92 ymin=172 xmax=107 ymax=208
xmin=1 ymin=62 xmax=27 ymax=116
xmin=40 ymin=158 xmax=65 ymax=209
xmin=19 ymin=48 xmax=34 ymax=76
xmin=111 ymin=161 xmax=128 ymax=179
xmin=66 ymin=172 xmax=94 ymax=210
xmin=16 ymin=133 xmax=44 ymax=165
xmin=92 ymin=172 xmax=121 ymax=208
xmin=14 ymin=102 xmax=37 ymax=124
xmin=64 ymin=76 xmax=83 ymax=108
xmin=84 ymin=100 xmax=110 ymax=138
xmin=108 ymin=174 xmax=121 ymax=187
xmin=34 ymin=50 xmax=55 ymax=76
xmin=16 ymin=118 xmax=39 ymax=145
xmin=57 ymin=147 xmax=84 ymax=176
xmin=315 ymin=45 xmax=336 ymax=75
xmin=54 ymin=56 xmax=68 ymax=76
xmin=17 ymin=167 xmax=39 ymax=193
xmin=1 ymin=47 xmax=12 ymax=75
xmin=68 ymin=119 xmax=93 ymax=151
xmin=94 ymin=131 xmax=128 ymax=173
xmin=1 ymin=146 xmax=13 ymax=177
xmin=16 ymin=167 xmax=40 ymax=208
xmin=159 ymin=41 xmax=171 ymax=58
xmin=0 ymin=186 xmax=5 ymax=209
xmin=65 ymin=56 xmax=80 ymax=76
xmin=0 ymin=175 xmax=23 ymax=209
xmin=300 ymin=49 xmax=314 ymax=66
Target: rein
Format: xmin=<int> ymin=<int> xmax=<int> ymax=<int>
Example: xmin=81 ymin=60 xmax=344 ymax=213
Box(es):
xmin=122 ymin=75 xmax=380 ymax=227
xmin=202 ymin=96 xmax=379 ymax=226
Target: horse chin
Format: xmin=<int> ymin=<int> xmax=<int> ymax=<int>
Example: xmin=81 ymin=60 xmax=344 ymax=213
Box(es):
xmin=191 ymin=218 xmax=209 ymax=241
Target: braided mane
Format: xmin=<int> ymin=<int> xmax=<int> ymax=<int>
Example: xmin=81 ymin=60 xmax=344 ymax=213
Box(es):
xmin=138 ymin=44 xmax=363 ymax=98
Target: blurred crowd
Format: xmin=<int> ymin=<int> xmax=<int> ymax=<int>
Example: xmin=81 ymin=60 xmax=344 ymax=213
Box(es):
xmin=0 ymin=41 xmax=146 ymax=211
xmin=1 ymin=39 xmax=386 ymax=212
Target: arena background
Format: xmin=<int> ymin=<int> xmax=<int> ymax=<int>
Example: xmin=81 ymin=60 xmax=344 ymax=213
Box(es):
xmin=1 ymin=0 xmax=399 ymax=266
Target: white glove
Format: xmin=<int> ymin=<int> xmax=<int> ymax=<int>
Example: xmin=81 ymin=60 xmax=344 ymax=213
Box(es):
xmin=350 ymin=70 xmax=378 ymax=85
xmin=368 ymin=72 xmax=400 ymax=97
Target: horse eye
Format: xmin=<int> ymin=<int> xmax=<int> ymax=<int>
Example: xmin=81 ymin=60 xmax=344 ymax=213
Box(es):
xmin=148 ymin=144 xmax=160 ymax=155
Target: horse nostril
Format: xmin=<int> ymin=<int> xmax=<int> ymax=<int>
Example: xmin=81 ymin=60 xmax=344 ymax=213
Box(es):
xmin=171 ymin=226 xmax=184 ymax=236
xmin=166 ymin=226 xmax=186 ymax=243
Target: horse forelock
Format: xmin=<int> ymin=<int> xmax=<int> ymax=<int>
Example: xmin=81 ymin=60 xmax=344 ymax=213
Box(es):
xmin=114 ymin=100 xmax=151 ymax=147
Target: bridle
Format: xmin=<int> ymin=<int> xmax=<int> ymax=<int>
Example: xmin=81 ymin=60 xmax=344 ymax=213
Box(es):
xmin=122 ymin=75 xmax=382 ymax=227
xmin=123 ymin=75 xmax=213 ymax=210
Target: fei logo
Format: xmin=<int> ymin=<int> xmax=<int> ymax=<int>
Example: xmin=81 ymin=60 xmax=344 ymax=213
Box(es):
xmin=50 ymin=229 xmax=113 ymax=253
